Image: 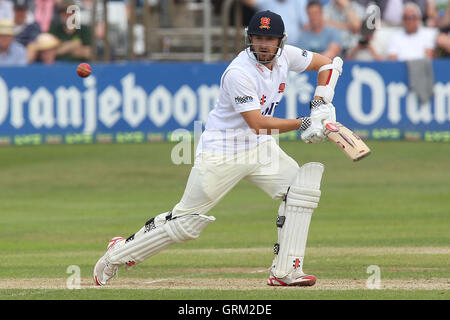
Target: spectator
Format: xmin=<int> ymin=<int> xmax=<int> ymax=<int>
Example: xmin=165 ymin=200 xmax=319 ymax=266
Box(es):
xmin=345 ymin=17 xmax=383 ymax=60
xmin=13 ymin=0 xmax=41 ymax=48
xmin=49 ymin=0 xmax=92 ymax=62
xmin=28 ymin=32 xmax=60 ymax=64
xmin=35 ymin=0 xmax=57 ymax=33
xmin=0 ymin=0 xmax=13 ymax=19
xmin=0 ymin=18 xmax=27 ymax=65
xmin=298 ymin=0 xmax=342 ymax=59
xmin=245 ymin=0 xmax=309 ymax=45
xmin=387 ymin=2 xmax=437 ymax=60
xmin=323 ymin=0 xmax=366 ymax=54
xmin=373 ymin=0 xmax=439 ymax=26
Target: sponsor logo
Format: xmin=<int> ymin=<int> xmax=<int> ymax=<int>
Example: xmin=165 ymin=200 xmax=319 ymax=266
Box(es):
xmin=278 ymin=83 xmax=286 ymax=93
xmin=259 ymin=17 xmax=271 ymax=29
xmin=125 ymin=234 xmax=135 ymax=243
xmin=273 ymin=243 xmax=280 ymax=255
xmin=302 ymin=50 xmax=308 ymax=57
xmin=144 ymin=217 xmax=156 ymax=233
xmin=293 ymin=258 xmax=301 ymax=269
xmin=262 ymin=101 xmax=279 ymax=116
xmin=235 ymin=95 xmax=254 ymax=105
xmin=325 ymin=122 xmax=339 ymax=132
xmin=260 ymin=94 xmax=266 ymax=105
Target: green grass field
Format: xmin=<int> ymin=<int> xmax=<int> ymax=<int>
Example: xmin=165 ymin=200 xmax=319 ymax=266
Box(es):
xmin=0 ymin=140 xmax=449 ymax=300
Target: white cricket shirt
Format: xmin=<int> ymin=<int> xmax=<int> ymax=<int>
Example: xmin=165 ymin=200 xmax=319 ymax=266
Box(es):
xmin=387 ymin=27 xmax=438 ymax=61
xmin=196 ymin=45 xmax=313 ymax=155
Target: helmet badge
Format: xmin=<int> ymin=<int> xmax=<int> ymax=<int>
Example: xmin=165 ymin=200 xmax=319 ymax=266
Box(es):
xmin=259 ymin=17 xmax=271 ymax=29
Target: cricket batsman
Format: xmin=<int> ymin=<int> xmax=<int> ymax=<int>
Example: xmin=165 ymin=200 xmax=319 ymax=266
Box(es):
xmin=94 ymin=10 xmax=342 ymax=287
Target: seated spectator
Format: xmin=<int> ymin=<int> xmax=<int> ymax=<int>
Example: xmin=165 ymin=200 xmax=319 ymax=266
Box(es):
xmin=323 ymin=0 xmax=366 ymax=54
xmin=49 ymin=0 xmax=92 ymax=62
xmin=387 ymin=2 xmax=438 ymax=60
xmin=0 ymin=18 xmax=27 ymax=65
xmin=28 ymin=32 xmax=60 ymax=64
xmin=378 ymin=0 xmax=439 ymax=27
xmin=13 ymin=0 xmax=41 ymax=48
xmin=345 ymin=17 xmax=383 ymax=60
xmin=298 ymin=0 xmax=342 ymax=59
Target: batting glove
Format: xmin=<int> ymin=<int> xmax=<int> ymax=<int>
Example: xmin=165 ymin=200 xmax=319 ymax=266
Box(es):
xmin=310 ymin=99 xmax=336 ymax=124
xmin=299 ymin=100 xmax=336 ymax=144
xmin=299 ymin=117 xmax=326 ymax=144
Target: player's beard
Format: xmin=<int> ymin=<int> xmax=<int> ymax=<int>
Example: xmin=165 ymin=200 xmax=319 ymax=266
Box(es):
xmin=252 ymin=46 xmax=279 ymax=64
xmin=256 ymin=51 xmax=275 ymax=64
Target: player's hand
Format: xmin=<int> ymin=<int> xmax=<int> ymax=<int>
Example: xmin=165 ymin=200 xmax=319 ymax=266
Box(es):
xmin=301 ymin=120 xmax=326 ymax=144
xmin=300 ymin=100 xmax=336 ymax=144
xmin=310 ymin=100 xmax=336 ymax=124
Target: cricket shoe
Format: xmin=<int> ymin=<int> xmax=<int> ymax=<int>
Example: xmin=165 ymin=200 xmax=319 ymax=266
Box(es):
xmin=93 ymin=236 xmax=127 ymax=286
xmin=267 ymin=270 xmax=316 ymax=287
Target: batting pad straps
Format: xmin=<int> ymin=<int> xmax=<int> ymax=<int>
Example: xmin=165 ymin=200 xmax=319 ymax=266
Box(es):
xmin=108 ymin=214 xmax=215 ymax=265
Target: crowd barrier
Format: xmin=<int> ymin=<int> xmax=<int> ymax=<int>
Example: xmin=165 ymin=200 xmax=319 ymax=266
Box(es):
xmin=0 ymin=59 xmax=449 ymax=146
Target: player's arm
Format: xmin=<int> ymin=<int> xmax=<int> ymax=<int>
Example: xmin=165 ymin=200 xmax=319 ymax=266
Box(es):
xmin=300 ymin=52 xmax=343 ymax=143
xmin=241 ymin=53 xmax=340 ymax=135
xmin=241 ymin=110 xmax=303 ymax=134
xmin=305 ymin=53 xmax=332 ymax=100
xmin=305 ymin=52 xmax=343 ymax=103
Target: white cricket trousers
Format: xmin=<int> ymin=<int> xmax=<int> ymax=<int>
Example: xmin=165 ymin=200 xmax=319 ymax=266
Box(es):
xmin=171 ymin=139 xmax=300 ymax=218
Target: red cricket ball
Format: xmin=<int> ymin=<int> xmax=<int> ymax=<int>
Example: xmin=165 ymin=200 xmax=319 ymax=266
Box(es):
xmin=77 ymin=63 xmax=91 ymax=78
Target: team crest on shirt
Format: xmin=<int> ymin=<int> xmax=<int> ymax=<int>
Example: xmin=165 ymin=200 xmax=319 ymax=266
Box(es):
xmin=278 ymin=83 xmax=286 ymax=93
xmin=259 ymin=17 xmax=271 ymax=29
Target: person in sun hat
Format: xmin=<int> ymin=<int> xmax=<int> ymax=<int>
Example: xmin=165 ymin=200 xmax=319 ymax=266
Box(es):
xmin=28 ymin=32 xmax=60 ymax=64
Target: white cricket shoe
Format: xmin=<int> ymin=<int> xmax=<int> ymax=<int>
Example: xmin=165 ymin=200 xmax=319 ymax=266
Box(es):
xmin=93 ymin=236 xmax=126 ymax=286
xmin=267 ymin=270 xmax=317 ymax=287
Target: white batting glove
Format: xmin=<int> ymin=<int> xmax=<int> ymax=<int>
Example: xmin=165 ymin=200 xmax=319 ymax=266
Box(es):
xmin=300 ymin=117 xmax=326 ymax=144
xmin=299 ymin=100 xmax=336 ymax=144
xmin=310 ymin=99 xmax=336 ymax=124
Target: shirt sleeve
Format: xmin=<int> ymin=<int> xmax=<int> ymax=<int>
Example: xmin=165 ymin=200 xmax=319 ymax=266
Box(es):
xmin=283 ymin=45 xmax=313 ymax=73
xmin=222 ymin=68 xmax=261 ymax=113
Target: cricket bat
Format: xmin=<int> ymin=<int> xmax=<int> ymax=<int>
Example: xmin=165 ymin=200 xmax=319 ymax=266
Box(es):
xmin=313 ymin=57 xmax=370 ymax=161
xmin=323 ymin=122 xmax=371 ymax=161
